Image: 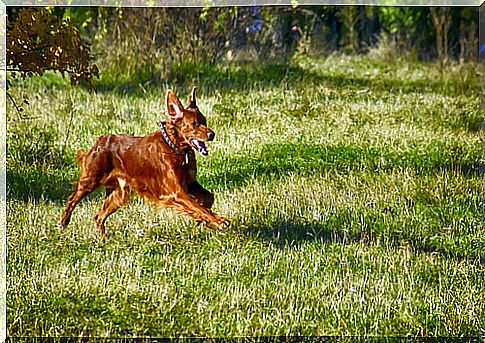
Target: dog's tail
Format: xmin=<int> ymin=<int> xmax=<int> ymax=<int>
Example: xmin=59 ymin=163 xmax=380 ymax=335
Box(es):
xmin=68 ymin=149 xmax=87 ymax=187
xmin=76 ymin=149 xmax=86 ymax=173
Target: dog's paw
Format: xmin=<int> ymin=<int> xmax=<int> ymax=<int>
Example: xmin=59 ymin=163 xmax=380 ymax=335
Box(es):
xmin=221 ymin=218 xmax=230 ymax=229
xmin=204 ymin=218 xmax=229 ymax=230
xmin=202 ymin=215 xmax=230 ymax=230
xmin=215 ymin=217 xmax=230 ymax=230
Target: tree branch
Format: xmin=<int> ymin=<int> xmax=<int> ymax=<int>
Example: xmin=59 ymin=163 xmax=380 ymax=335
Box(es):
xmin=6 ymin=92 xmax=38 ymax=120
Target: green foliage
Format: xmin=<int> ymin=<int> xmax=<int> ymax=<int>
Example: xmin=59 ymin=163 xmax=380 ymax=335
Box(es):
xmin=379 ymin=7 xmax=421 ymax=34
xmin=60 ymin=7 xmax=112 ymax=45
xmin=7 ymin=8 xmax=99 ymax=91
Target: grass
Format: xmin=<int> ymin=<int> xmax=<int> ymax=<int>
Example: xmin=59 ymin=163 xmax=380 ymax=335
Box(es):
xmin=6 ymin=54 xmax=484 ymax=337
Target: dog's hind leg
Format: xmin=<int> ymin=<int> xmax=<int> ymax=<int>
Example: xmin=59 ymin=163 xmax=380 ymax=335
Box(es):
xmin=93 ymin=179 xmax=130 ymax=238
xmin=59 ymin=178 xmax=100 ymax=230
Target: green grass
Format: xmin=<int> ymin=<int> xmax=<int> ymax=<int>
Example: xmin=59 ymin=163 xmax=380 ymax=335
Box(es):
xmin=6 ymin=54 xmax=484 ymax=337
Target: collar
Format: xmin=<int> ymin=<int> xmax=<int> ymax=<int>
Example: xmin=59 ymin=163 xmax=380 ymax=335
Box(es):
xmin=158 ymin=121 xmax=189 ymax=164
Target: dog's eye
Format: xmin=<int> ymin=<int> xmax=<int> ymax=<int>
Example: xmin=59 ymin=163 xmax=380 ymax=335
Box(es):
xmin=192 ymin=121 xmax=197 ymax=126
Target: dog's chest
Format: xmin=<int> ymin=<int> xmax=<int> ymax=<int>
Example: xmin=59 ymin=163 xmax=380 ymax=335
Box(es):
xmin=174 ymin=152 xmax=197 ymax=187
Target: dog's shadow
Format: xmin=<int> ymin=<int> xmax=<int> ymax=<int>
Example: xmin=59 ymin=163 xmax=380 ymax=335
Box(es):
xmin=241 ymin=218 xmax=475 ymax=260
xmin=240 ymin=220 xmax=357 ymax=248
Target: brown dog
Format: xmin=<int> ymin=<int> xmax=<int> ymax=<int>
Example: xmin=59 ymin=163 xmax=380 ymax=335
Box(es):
xmin=59 ymin=87 xmax=229 ymax=237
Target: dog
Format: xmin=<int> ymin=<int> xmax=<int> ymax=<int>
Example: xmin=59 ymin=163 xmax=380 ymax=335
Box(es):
xmin=59 ymin=87 xmax=229 ymax=237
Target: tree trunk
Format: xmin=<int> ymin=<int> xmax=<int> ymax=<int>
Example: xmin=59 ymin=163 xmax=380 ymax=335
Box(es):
xmin=430 ymin=7 xmax=451 ymax=62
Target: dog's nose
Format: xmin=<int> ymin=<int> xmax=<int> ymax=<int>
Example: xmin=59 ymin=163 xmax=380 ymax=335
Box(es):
xmin=207 ymin=130 xmax=215 ymax=141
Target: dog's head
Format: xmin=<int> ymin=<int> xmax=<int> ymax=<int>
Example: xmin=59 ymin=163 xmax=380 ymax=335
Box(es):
xmin=165 ymin=87 xmax=215 ymax=156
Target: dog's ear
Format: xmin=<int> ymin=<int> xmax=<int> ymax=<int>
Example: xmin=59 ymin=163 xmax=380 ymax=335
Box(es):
xmin=187 ymin=86 xmax=197 ymax=109
xmin=165 ymin=90 xmax=184 ymax=121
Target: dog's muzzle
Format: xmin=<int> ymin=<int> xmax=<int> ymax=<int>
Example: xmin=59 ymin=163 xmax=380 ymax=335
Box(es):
xmin=191 ymin=139 xmax=208 ymax=156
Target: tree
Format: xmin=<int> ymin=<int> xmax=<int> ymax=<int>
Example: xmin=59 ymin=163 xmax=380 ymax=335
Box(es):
xmin=7 ymin=7 xmax=99 ymax=113
xmin=429 ymin=7 xmax=452 ymax=62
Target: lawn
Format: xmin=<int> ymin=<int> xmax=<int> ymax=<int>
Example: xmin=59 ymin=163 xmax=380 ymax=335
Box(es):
xmin=6 ymin=54 xmax=483 ymax=337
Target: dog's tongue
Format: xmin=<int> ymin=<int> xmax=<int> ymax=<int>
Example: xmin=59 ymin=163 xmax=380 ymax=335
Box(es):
xmin=191 ymin=139 xmax=208 ymax=156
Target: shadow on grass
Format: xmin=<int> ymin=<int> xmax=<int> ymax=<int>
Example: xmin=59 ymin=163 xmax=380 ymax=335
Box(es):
xmin=7 ymin=164 xmax=110 ymax=205
xmin=200 ymin=141 xmax=480 ymax=192
xmin=242 ymin=220 xmax=340 ymax=246
xmin=7 ymin=167 xmax=75 ymax=203
xmin=242 ymin=218 xmax=477 ymax=260
xmin=6 ymin=121 xmax=81 ymax=203
xmin=95 ymin=60 xmax=479 ymax=99
xmin=8 ymin=139 xmax=479 ymax=203
xmin=94 ymin=62 xmax=305 ymax=95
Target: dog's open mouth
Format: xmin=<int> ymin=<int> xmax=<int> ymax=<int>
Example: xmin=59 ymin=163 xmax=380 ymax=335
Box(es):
xmin=191 ymin=139 xmax=208 ymax=156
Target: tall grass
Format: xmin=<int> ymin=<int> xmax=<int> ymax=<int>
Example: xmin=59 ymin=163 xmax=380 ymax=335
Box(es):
xmin=6 ymin=54 xmax=483 ymax=337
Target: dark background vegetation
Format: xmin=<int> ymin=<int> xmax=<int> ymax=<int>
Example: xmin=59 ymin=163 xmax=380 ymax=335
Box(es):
xmin=6 ymin=6 xmax=479 ymax=91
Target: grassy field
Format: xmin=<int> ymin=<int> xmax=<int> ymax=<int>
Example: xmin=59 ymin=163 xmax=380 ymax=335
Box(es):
xmin=6 ymin=54 xmax=484 ymax=337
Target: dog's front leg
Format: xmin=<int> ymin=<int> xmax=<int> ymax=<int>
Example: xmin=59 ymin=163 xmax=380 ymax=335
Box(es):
xmin=188 ymin=181 xmax=214 ymax=209
xmin=161 ymin=187 xmax=228 ymax=229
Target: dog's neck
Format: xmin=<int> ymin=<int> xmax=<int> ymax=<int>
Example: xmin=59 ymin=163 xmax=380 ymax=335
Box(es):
xmin=160 ymin=121 xmax=192 ymax=154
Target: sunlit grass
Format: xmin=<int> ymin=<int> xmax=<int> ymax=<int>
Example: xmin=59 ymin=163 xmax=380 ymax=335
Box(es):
xmin=6 ymin=55 xmax=483 ymax=337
